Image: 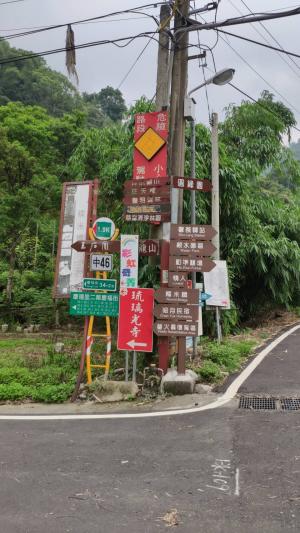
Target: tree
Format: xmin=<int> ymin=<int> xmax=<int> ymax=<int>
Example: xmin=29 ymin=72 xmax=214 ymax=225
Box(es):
xmin=83 ymin=86 xmax=127 ymax=121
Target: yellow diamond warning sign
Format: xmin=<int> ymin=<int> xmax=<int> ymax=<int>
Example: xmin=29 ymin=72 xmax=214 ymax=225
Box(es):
xmin=134 ymin=127 xmax=166 ymax=161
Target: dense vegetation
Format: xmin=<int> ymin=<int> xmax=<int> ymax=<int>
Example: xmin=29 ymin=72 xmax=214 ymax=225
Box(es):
xmin=0 ymin=39 xmax=299 ymax=333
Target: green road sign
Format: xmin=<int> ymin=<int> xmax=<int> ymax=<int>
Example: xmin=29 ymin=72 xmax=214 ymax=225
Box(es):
xmin=70 ymin=292 xmax=119 ymax=317
xmin=82 ymin=278 xmax=117 ymax=291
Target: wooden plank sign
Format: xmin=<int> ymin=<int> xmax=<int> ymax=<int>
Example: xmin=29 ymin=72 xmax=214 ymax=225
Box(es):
xmin=154 ymin=304 xmax=198 ymax=321
xmin=155 ymin=287 xmax=199 ymax=304
xmin=124 ymin=177 xmax=170 ymax=189
xmin=125 ymin=185 xmax=170 ymax=196
xmin=72 ymin=240 xmax=120 ymax=253
xmin=123 ymin=195 xmax=170 ymax=206
xmin=125 ymin=204 xmax=170 ymax=214
xmin=168 ymin=272 xmax=188 ymax=288
xmin=170 ymin=240 xmax=216 ymax=256
xmin=169 ymin=256 xmax=216 ymax=272
xmin=153 ymin=321 xmax=198 ymax=337
xmin=171 ymin=224 xmax=217 ymax=241
xmin=173 ymin=176 xmax=212 ymax=192
xmin=124 ymin=213 xmax=171 ymax=223
xmin=139 ymin=239 xmax=160 ymax=256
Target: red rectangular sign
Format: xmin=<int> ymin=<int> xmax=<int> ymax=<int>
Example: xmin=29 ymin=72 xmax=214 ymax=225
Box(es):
xmin=117 ymin=288 xmax=154 ymax=352
xmin=124 ymin=177 xmax=170 ymax=189
xmin=124 ymin=213 xmax=171 ymax=223
xmin=123 ymin=195 xmax=170 ymax=206
xmin=133 ymin=111 xmax=168 ymax=180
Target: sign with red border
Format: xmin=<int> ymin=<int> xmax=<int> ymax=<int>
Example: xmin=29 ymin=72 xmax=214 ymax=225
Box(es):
xmin=133 ymin=112 xmax=168 ymax=180
xmin=117 ymin=288 xmax=154 ymax=352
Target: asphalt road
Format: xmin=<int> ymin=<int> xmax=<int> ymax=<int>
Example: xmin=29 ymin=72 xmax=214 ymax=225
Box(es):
xmin=1 ymin=327 xmax=300 ymax=533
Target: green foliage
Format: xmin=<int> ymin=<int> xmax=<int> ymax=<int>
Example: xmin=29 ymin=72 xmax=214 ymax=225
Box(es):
xmin=83 ymin=86 xmax=127 ymax=121
xmin=197 ymin=361 xmax=222 ymax=382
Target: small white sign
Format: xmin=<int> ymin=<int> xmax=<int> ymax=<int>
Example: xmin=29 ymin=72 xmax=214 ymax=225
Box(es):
xmin=120 ymin=235 xmax=139 ymax=292
xmin=204 ymin=260 xmax=230 ymax=308
xmin=90 ymin=254 xmax=113 ymax=272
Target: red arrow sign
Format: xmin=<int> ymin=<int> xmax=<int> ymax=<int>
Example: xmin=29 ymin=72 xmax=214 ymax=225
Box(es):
xmin=171 ymin=224 xmax=217 ymax=241
xmin=154 ymin=304 xmax=198 ymax=321
xmin=173 ymin=176 xmax=212 ymax=192
xmin=169 ymin=256 xmax=216 ymax=272
xmin=154 ymin=287 xmax=199 ymax=304
xmin=170 ymin=240 xmax=216 ymax=256
xmin=117 ymin=288 xmax=154 ymax=352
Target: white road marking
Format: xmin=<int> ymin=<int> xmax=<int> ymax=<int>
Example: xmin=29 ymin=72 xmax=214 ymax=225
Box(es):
xmin=235 ymin=468 xmax=240 ymax=496
xmin=0 ymin=324 xmax=298 ymax=421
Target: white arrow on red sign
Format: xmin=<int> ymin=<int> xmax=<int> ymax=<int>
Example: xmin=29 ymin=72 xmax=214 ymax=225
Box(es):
xmin=126 ymin=340 xmax=148 ymax=350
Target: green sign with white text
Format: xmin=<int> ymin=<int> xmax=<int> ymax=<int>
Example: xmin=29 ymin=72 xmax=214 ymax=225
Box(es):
xmin=69 ymin=292 xmax=119 ymax=317
xmin=82 ymin=278 xmax=117 ymax=291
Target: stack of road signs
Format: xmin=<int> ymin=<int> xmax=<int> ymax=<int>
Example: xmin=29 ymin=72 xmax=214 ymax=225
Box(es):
xmin=153 ymin=288 xmax=200 ymax=337
xmin=123 ymin=111 xmax=171 ymax=224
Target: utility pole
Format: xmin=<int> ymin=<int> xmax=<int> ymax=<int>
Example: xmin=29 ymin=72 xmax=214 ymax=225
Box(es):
xmin=168 ymin=0 xmax=190 ymax=374
xmin=211 ymin=112 xmax=222 ymax=342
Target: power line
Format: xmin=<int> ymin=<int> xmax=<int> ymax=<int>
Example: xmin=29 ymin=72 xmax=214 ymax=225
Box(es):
xmin=218 ymin=29 xmax=300 ymax=60
xmin=0 ymin=2 xmax=163 ymax=41
xmin=0 ymin=16 xmax=149 ymax=33
xmin=0 ymin=0 xmax=26 ymax=4
xmin=0 ymin=32 xmax=162 ymax=66
xmin=117 ymin=33 xmax=155 ymax=89
xmin=239 ymin=0 xmax=300 ymax=74
xmin=227 ymin=0 xmax=300 ymax=79
xmin=228 ymin=81 xmax=300 ymax=133
xmin=215 ymin=31 xmax=300 ymax=116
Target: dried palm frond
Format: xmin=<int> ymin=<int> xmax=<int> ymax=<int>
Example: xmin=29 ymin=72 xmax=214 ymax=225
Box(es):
xmin=65 ymin=24 xmax=79 ymax=84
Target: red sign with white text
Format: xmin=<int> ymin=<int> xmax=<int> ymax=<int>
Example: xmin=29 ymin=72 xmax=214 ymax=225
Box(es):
xmin=117 ymin=288 xmax=154 ymax=352
xmin=133 ymin=111 xmax=168 ymax=180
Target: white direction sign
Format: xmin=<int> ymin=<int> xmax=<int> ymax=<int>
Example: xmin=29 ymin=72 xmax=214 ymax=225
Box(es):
xmin=90 ymin=254 xmax=113 ymax=272
xmin=120 ymin=235 xmax=139 ymax=293
xmin=204 ymin=260 xmax=230 ymax=308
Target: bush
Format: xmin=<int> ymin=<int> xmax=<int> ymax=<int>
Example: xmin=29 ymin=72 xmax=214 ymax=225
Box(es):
xmin=204 ymin=343 xmax=241 ymax=372
xmin=198 ymin=361 xmax=222 ymax=383
xmin=0 ymin=383 xmax=32 ymax=401
xmin=31 ymin=384 xmax=74 ymax=403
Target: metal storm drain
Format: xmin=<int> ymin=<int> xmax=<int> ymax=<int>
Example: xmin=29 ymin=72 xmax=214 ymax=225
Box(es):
xmin=239 ymin=396 xmax=300 ymax=411
xmin=239 ymin=396 xmax=277 ymax=410
xmin=281 ymin=398 xmax=300 ymax=411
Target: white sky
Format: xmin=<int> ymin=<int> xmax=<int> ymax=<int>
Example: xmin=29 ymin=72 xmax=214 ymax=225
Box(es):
xmin=1 ymin=0 xmax=300 ymax=141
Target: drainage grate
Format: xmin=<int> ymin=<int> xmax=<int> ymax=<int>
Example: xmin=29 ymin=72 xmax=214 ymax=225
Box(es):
xmin=281 ymin=398 xmax=300 ymax=411
xmin=239 ymin=396 xmax=277 ymax=410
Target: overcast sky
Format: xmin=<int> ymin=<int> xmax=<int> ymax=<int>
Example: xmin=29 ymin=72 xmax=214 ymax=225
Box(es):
xmin=2 ymin=0 xmax=300 ymax=141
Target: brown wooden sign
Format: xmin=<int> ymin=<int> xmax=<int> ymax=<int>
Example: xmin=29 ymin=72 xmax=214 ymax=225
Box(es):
xmin=171 ymin=224 xmax=217 ymax=241
xmin=173 ymin=176 xmax=212 ymax=192
xmin=125 ymin=204 xmax=170 ymax=215
xmin=72 ymin=240 xmax=120 ymax=253
xmin=124 ymin=177 xmax=170 ymax=189
xmin=139 ymin=239 xmax=160 ymax=256
xmin=168 ymin=272 xmax=188 ymax=288
xmin=154 ymin=304 xmax=198 ymax=321
xmin=155 ymin=287 xmax=199 ymax=304
xmin=71 ymin=239 xmax=160 ymax=256
xmin=125 ymin=185 xmax=170 ymax=196
xmin=169 ymin=256 xmax=216 ymax=272
xmin=124 ymin=213 xmax=171 ymax=223
xmin=170 ymin=240 xmax=216 ymax=256
xmin=123 ymin=195 xmax=170 ymax=206
xmin=153 ymin=321 xmax=198 ymax=337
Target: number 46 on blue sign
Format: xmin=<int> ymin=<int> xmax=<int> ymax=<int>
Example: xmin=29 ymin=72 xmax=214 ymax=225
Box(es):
xmin=90 ymin=254 xmax=113 ymax=272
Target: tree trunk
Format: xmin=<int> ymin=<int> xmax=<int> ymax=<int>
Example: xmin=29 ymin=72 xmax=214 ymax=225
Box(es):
xmin=6 ymin=247 xmax=16 ymax=303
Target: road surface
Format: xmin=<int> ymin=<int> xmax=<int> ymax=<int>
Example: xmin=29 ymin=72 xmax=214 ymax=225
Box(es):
xmin=0 ymin=326 xmax=299 ymax=532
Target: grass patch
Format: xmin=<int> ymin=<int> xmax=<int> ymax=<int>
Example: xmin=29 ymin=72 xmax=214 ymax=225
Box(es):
xmin=0 ymin=337 xmax=80 ymax=403
xmin=192 ymin=338 xmax=257 ymax=384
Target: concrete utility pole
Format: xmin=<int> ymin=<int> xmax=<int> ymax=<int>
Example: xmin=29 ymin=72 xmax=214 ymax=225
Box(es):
xmin=168 ymin=0 xmax=190 ymax=374
xmin=211 ymin=112 xmax=222 ymax=342
xmin=155 ymin=4 xmax=171 ymax=112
